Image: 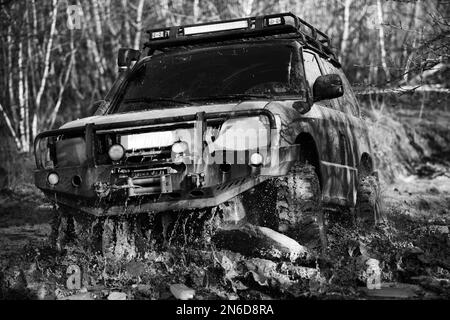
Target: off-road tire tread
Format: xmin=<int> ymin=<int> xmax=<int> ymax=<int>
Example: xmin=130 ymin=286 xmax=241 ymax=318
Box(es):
xmin=275 ymin=162 xmax=327 ymax=249
xmin=356 ymin=174 xmax=384 ymax=224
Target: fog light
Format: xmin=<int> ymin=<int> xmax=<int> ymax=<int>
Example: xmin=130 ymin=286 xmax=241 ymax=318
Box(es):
xmin=47 ymin=172 xmax=59 ymax=185
xmin=172 ymin=141 xmax=188 ymax=154
xmin=250 ymin=153 xmax=263 ymax=166
xmin=108 ymin=144 xmax=125 ymax=161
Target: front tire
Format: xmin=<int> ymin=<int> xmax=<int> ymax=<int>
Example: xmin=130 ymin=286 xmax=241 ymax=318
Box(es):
xmin=274 ymin=162 xmax=327 ymax=250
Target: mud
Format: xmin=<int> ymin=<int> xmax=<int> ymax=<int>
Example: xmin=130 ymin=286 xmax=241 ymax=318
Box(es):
xmin=0 ymin=106 xmax=449 ymax=300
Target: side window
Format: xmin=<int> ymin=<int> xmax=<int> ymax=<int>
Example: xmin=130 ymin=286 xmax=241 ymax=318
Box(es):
xmin=319 ymin=58 xmax=360 ymax=117
xmin=303 ymin=51 xmax=322 ymax=91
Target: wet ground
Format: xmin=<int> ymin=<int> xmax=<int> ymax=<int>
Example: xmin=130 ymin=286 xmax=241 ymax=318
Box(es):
xmin=1 ymin=104 xmax=449 ymax=300
xmin=0 ymin=168 xmax=448 ymax=300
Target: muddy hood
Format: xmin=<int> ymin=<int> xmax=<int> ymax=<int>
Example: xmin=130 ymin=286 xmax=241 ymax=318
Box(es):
xmin=60 ymin=101 xmax=271 ymax=129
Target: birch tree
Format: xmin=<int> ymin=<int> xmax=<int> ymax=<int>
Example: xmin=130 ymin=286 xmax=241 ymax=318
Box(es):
xmin=32 ymin=0 xmax=59 ymax=140
xmin=376 ymin=0 xmax=391 ymax=83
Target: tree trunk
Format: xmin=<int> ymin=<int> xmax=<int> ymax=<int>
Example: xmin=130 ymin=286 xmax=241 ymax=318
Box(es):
xmin=376 ymin=0 xmax=391 ymax=83
xmin=340 ymin=0 xmax=352 ymax=62
xmin=32 ymin=0 xmax=59 ymax=140
xmin=0 ymin=103 xmax=22 ymax=150
xmin=193 ymin=0 xmax=200 ymax=22
xmin=18 ymin=41 xmax=29 ymax=152
xmin=121 ymin=0 xmax=132 ymax=47
xmin=133 ymin=0 xmax=145 ymax=50
xmin=49 ymin=49 xmax=75 ymax=128
xmin=404 ymin=0 xmax=421 ymax=82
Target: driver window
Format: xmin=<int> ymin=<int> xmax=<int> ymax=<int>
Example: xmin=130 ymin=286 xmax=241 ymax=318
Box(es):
xmin=303 ymin=51 xmax=322 ymax=91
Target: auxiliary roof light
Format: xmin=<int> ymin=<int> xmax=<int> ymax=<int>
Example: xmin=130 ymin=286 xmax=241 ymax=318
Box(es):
xmin=267 ymin=17 xmax=283 ymax=26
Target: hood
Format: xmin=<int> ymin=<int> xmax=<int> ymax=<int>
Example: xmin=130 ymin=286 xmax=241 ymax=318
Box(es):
xmin=60 ymin=101 xmax=271 ymax=129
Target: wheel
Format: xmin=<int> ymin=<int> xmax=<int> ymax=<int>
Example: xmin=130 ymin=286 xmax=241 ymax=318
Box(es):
xmin=274 ymin=162 xmax=327 ymax=250
xmin=356 ymin=173 xmax=384 ymax=225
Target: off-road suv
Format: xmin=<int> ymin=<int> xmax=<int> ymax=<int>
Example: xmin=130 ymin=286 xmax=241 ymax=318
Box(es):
xmin=34 ymin=13 xmax=382 ymax=256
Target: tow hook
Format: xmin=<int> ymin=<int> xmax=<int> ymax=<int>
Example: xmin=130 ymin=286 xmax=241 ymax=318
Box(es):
xmin=93 ymin=182 xmax=111 ymax=198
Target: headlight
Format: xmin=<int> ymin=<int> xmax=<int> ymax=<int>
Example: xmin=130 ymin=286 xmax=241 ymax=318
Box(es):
xmin=47 ymin=172 xmax=59 ymax=185
xmin=213 ymin=116 xmax=270 ymax=151
xmin=108 ymin=144 xmax=125 ymax=161
xmin=172 ymin=141 xmax=188 ymax=154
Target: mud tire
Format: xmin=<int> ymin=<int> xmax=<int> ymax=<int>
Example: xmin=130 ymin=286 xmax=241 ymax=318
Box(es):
xmin=356 ymin=174 xmax=384 ymax=225
xmin=273 ymin=162 xmax=327 ymax=250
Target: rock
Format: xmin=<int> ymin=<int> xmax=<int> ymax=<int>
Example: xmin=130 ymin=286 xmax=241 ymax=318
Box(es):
xmin=364 ymin=258 xmax=382 ymax=290
xmin=361 ymin=282 xmax=423 ymax=299
xmin=410 ymin=276 xmax=450 ymax=294
xmin=213 ymin=223 xmax=310 ymax=261
xmin=36 ymin=285 xmax=48 ymax=300
xmin=230 ymin=280 xmax=248 ymax=291
xmin=415 ymin=225 xmax=449 ymax=235
xmin=431 ymin=225 xmax=449 ymax=235
xmin=170 ymin=284 xmax=195 ymax=300
xmin=58 ymin=292 xmax=94 ymax=300
xmin=132 ymin=284 xmax=153 ymax=296
xmin=279 ymin=263 xmax=318 ymax=280
xmin=257 ymin=226 xmax=309 ymax=260
xmin=125 ymin=260 xmax=146 ymax=278
xmin=6 ymin=268 xmax=27 ymax=291
xmin=244 ymin=258 xmax=299 ymax=291
xmin=245 ymin=258 xmax=277 ymax=286
xmin=54 ymin=288 xmax=66 ymax=300
xmin=404 ymin=246 xmax=424 ymax=255
xmin=107 ymin=291 xmax=127 ymax=300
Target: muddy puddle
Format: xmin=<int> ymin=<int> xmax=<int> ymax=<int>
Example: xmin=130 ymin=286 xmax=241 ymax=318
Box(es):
xmin=0 ymin=171 xmax=448 ymax=300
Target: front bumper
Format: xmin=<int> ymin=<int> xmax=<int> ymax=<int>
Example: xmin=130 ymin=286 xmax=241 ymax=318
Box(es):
xmin=34 ymin=110 xmax=299 ymax=216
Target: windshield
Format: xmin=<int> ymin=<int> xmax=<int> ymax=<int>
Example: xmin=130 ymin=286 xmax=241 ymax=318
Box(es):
xmin=112 ymin=43 xmax=306 ymax=114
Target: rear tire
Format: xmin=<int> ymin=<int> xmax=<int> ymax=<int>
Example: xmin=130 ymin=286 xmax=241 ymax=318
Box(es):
xmin=356 ymin=173 xmax=384 ymax=225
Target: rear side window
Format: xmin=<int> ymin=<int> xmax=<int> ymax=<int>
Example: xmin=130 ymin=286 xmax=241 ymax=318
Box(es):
xmin=303 ymin=51 xmax=322 ymax=91
xmin=319 ymin=59 xmax=360 ymax=117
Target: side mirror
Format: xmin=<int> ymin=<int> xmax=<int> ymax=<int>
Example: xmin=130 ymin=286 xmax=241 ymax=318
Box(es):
xmin=313 ymin=74 xmax=344 ymax=102
xmin=92 ymin=100 xmax=109 ymax=116
xmin=117 ymin=48 xmax=141 ymax=71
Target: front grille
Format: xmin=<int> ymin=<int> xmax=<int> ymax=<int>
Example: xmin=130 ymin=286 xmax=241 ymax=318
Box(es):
xmin=95 ymin=133 xmax=174 ymax=165
xmin=125 ymin=146 xmax=172 ymax=164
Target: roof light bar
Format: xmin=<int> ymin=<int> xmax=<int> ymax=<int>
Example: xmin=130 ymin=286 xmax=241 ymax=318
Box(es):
xmin=184 ymin=20 xmax=249 ymax=35
xmin=144 ymin=12 xmax=337 ymax=63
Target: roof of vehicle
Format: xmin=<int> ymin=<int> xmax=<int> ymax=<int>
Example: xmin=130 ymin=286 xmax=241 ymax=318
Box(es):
xmin=144 ymin=12 xmax=339 ymax=65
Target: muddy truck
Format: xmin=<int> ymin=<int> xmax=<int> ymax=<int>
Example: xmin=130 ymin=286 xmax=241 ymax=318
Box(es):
xmin=33 ymin=13 xmax=382 ymax=259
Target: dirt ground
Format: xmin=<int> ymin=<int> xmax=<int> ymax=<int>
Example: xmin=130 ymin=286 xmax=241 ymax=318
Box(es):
xmin=0 ymin=103 xmax=449 ymax=300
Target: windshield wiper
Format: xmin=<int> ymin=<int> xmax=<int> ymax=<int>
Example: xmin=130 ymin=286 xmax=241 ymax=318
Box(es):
xmin=123 ymin=97 xmax=194 ymax=105
xmin=190 ymin=93 xmax=274 ymax=102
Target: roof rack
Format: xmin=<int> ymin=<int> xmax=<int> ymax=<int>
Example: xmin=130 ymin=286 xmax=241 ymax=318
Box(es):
xmin=144 ymin=12 xmax=338 ymax=62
